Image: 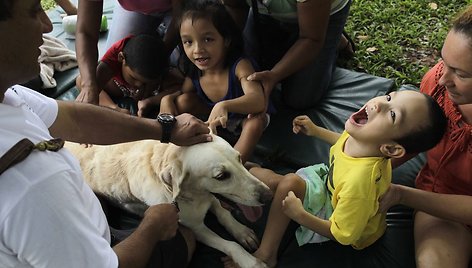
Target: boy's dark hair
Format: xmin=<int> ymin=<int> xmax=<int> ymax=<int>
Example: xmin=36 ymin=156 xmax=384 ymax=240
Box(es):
xmin=0 ymin=0 xmax=13 ymax=21
xmin=177 ymin=0 xmax=244 ymax=77
xmin=122 ymin=34 xmax=169 ymax=80
xmin=393 ymin=92 xmax=447 ymax=154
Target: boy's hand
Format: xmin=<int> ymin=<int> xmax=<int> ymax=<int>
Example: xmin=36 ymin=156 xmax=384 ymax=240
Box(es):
xmin=292 ymin=115 xmax=317 ymax=136
xmin=207 ymin=103 xmax=228 ymax=135
xmin=282 ymin=191 xmax=305 ymax=221
xmin=137 ymin=99 xmax=151 ymax=117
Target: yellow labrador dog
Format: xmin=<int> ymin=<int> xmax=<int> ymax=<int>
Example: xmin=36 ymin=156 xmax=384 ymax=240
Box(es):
xmin=65 ymin=134 xmax=272 ymax=268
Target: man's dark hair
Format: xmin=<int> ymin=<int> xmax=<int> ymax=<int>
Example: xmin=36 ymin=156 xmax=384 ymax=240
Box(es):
xmin=0 ymin=0 xmax=14 ymax=21
xmin=122 ymin=34 xmax=169 ymax=80
xmin=393 ymin=92 xmax=447 ymax=154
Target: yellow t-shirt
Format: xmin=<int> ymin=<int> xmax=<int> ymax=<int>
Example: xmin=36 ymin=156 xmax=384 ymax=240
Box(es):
xmin=327 ymin=131 xmax=391 ymax=249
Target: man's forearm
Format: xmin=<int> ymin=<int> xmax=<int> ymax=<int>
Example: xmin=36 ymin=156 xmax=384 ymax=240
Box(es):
xmin=50 ymin=101 xmax=162 ymax=145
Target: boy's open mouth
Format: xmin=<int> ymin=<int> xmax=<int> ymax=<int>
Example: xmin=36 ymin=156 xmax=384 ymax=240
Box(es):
xmin=350 ymin=106 xmax=369 ymax=125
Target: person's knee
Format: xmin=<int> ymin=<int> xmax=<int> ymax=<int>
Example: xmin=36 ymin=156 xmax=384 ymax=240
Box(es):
xmin=279 ymin=173 xmax=305 ymax=197
xmin=178 ymin=225 xmax=196 ymax=263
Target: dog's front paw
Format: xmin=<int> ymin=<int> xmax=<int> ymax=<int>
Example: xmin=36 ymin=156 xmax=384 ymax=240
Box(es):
xmin=234 ymin=225 xmax=259 ymax=251
xmin=240 ymin=256 xmax=269 ymax=268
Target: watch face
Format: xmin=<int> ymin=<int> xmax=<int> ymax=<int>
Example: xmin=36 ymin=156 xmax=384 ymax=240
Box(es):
xmin=158 ymin=113 xmax=176 ymax=124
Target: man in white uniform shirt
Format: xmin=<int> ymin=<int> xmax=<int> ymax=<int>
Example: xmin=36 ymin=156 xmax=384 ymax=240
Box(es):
xmin=0 ymin=1 xmax=211 ymax=267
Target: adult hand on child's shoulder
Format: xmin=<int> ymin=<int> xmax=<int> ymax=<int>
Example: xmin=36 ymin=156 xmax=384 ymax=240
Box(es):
xmin=247 ymin=70 xmax=277 ymax=98
xmin=378 ymin=183 xmax=402 ymax=214
xmin=172 ymin=113 xmax=212 ymax=146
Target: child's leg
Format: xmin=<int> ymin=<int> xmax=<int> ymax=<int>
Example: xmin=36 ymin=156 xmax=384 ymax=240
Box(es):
xmin=249 ymin=166 xmax=284 ymax=193
xmin=414 ymin=211 xmax=472 ymax=268
xmin=253 ymin=173 xmax=307 ymax=268
xmin=235 ymin=114 xmax=267 ymax=164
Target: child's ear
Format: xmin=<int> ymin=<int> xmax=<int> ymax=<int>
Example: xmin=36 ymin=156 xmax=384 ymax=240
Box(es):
xmin=118 ymin=52 xmax=125 ymax=63
xmin=380 ymin=143 xmax=405 ymax=159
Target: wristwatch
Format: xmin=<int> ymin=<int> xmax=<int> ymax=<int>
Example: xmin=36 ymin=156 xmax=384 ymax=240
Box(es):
xmin=156 ymin=113 xmax=176 ymax=143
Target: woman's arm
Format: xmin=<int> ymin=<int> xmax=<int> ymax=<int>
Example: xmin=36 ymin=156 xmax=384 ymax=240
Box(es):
xmin=379 ymin=184 xmax=472 ymax=225
xmin=268 ymin=0 xmax=332 ymax=93
xmin=75 ymin=0 xmax=103 ymax=104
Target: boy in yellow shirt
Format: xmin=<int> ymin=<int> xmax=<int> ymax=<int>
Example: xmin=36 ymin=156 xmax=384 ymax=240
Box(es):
xmin=226 ymin=90 xmax=447 ymax=268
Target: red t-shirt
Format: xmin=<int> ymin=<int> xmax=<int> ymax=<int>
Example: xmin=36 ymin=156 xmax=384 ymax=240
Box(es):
xmin=416 ymin=61 xmax=472 ymax=195
xmin=101 ymin=35 xmax=140 ymax=96
xmin=118 ymin=0 xmax=172 ymax=15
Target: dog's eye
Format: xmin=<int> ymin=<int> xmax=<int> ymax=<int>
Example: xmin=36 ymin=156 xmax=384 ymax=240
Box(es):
xmin=215 ymin=171 xmax=231 ymax=181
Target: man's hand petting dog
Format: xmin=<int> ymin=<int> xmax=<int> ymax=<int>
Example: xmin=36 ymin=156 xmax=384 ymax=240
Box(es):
xmin=172 ymin=113 xmax=212 ymax=145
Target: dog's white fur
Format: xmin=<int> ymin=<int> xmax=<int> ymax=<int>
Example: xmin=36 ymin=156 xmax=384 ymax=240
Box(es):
xmin=65 ymin=134 xmax=272 ymax=268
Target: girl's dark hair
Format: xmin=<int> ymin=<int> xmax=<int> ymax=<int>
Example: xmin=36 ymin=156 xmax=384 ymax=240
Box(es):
xmin=393 ymin=92 xmax=447 ymax=154
xmin=0 ymin=0 xmax=14 ymax=21
xmin=177 ymin=0 xmax=244 ymax=77
xmin=122 ymin=34 xmax=169 ymax=80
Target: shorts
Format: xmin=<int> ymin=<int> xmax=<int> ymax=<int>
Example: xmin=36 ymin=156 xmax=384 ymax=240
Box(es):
xmin=295 ymin=163 xmax=334 ymax=246
xmin=110 ymin=227 xmax=188 ymax=268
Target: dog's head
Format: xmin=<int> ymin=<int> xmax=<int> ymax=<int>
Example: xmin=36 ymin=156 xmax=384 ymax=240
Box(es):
xmin=159 ymin=134 xmax=272 ymax=206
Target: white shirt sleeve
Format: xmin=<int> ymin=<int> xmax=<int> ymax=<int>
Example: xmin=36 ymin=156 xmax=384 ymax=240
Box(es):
xmin=10 ymin=85 xmax=59 ymax=128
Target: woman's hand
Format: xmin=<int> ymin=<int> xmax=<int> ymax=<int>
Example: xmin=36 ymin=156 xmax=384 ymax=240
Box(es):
xmin=247 ymin=70 xmax=278 ymax=101
xmin=378 ymin=183 xmax=402 ymax=213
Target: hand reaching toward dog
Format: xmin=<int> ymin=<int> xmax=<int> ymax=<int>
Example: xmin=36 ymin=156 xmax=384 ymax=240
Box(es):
xmin=207 ymin=103 xmax=229 ymax=135
xmin=172 ymin=113 xmax=212 ymax=146
xmin=143 ymin=203 xmax=181 ymax=241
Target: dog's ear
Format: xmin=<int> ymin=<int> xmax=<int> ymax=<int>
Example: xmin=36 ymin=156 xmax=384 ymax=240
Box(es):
xmin=160 ymin=159 xmax=187 ymax=201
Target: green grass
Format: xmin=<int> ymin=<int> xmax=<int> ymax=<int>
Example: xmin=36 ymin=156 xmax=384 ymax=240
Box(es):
xmin=41 ymin=0 xmax=470 ymax=88
xmin=343 ymin=0 xmax=470 ymax=88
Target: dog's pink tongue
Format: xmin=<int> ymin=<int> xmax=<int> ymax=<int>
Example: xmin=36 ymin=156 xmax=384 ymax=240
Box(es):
xmin=235 ymin=204 xmax=263 ymax=222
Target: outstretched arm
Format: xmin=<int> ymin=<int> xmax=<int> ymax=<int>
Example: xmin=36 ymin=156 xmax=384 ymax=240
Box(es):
xmin=113 ymin=204 xmax=180 ymax=268
xmin=379 ymin=184 xmax=472 ymax=225
xmin=292 ymin=115 xmax=340 ymax=145
xmin=49 ymin=100 xmax=211 ymax=146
